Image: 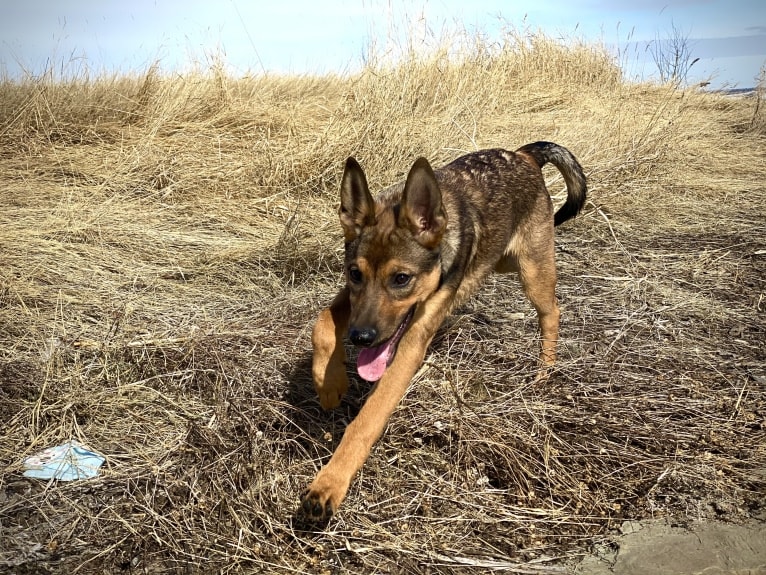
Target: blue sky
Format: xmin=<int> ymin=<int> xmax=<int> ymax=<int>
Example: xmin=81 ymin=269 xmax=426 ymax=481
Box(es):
xmin=1 ymin=0 xmax=764 ymax=88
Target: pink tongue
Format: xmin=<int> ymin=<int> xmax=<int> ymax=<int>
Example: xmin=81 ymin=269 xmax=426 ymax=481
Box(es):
xmin=357 ymin=339 xmax=395 ymax=382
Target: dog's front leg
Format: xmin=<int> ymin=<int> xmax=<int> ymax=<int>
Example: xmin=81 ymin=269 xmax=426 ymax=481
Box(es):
xmin=301 ymin=293 xmax=451 ymax=521
xmin=312 ymin=288 xmax=351 ymax=410
xmin=301 ymin=335 xmax=426 ymax=520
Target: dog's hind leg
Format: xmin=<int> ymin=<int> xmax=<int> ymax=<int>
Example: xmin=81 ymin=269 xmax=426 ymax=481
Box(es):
xmin=496 ymin=250 xmax=559 ymax=373
xmin=516 ymin=246 xmax=560 ymax=373
xmin=495 ymin=225 xmax=561 ymax=368
xmin=312 ymin=288 xmax=351 ymax=410
xmin=495 ymin=223 xmax=560 ymax=374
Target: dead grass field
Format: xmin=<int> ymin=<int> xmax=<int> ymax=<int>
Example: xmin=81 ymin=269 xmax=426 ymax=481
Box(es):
xmin=1 ymin=33 xmax=764 ymax=573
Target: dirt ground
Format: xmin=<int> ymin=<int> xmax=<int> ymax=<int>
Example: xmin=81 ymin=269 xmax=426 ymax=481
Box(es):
xmin=575 ymin=516 xmax=766 ymax=575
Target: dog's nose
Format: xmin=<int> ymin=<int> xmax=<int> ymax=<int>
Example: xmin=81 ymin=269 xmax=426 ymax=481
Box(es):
xmin=349 ymin=327 xmax=377 ymax=347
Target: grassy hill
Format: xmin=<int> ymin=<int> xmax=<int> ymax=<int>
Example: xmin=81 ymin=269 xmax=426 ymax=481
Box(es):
xmin=1 ymin=31 xmax=764 ymax=573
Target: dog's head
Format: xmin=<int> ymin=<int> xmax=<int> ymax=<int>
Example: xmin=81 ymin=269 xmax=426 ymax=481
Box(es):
xmin=338 ymin=156 xmax=447 ymax=381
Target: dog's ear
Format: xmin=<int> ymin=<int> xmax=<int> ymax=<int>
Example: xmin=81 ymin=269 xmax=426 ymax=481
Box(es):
xmin=339 ymin=157 xmax=375 ymax=241
xmin=399 ymin=157 xmax=446 ymax=249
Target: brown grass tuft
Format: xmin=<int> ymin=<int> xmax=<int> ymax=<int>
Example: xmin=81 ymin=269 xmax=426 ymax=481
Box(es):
xmin=1 ymin=29 xmax=764 ymax=573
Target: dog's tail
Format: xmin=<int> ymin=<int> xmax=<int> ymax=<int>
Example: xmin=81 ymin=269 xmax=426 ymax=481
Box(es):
xmin=517 ymin=141 xmax=587 ymax=227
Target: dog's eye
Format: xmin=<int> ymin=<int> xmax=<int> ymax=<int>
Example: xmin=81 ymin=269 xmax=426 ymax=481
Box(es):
xmin=392 ymin=273 xmax=411 ymax=287
xmin=348 ymin=266 xmax=363 ymax=283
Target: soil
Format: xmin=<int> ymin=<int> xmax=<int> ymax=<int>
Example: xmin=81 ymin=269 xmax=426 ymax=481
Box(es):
xmin=576 ymin=516 xmax=766 ymax=575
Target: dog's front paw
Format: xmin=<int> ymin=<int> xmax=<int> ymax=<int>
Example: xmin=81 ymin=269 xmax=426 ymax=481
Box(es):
xmin=313 ymin=362 xmax=348 ymax=410
xmin=299 ymin=473 xmax=349 ymax=522
xmin=317 ymin=385 xmax=346 ymax=410
xmin=299 ymin=489 xmax=335 ymax=522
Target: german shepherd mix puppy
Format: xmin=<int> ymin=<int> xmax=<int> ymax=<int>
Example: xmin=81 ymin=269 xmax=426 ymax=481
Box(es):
xmin=301 ymin=142 xmax=587 ymax=521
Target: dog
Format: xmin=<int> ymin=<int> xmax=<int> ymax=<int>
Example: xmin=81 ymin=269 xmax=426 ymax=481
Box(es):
xmin=300 ymin=142 xmax=586 ymax=521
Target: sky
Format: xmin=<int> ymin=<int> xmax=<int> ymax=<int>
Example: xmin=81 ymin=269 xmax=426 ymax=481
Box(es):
xmin=1 ymin=0 xmax=764 ymax=89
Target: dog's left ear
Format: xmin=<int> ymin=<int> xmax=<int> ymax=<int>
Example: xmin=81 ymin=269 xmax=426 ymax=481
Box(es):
xmin=399 ymin=157 xmax=447 ymax=249
xmin=339 ymin=157 xmax=376 ymax=242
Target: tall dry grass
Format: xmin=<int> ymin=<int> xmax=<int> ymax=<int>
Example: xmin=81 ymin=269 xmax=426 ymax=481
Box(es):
xmin=1 ymin=29 xmax=764 ymax=574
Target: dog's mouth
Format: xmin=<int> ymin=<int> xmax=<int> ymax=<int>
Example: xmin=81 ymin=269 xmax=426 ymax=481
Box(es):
xmin=356 ymin=307 xmax=415 ymax=382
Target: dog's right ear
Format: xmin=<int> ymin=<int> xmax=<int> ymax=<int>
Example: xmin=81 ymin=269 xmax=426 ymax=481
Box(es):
xmin=399 ymin=157 xmax=446 ymax=250
xmin=339 ymin=157 xmax=375 ymax=241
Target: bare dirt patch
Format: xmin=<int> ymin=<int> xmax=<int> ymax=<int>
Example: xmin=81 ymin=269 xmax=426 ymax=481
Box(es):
xmin=576 ymin=518 xmax=766 ymax=574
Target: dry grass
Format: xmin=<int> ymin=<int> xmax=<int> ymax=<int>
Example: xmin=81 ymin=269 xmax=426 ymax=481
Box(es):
xmin=1 ymin=30 xmax=764 ymax=574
